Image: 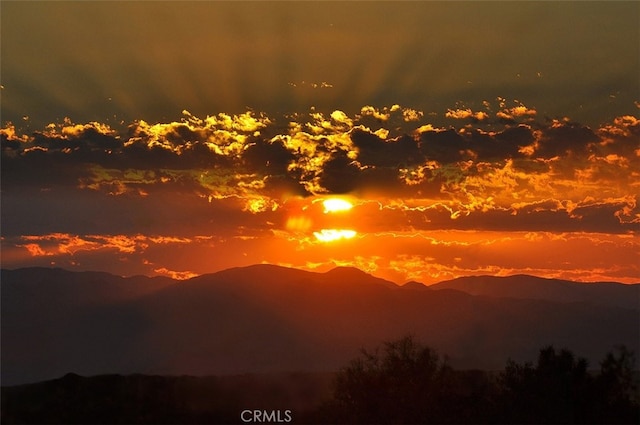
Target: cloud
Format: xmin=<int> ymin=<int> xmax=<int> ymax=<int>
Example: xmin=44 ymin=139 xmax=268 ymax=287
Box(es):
xmin=0 ymin=123 xmax=32 ymax=146
xmin=351 ymin=128 xmax=423 ymax=168
xmin=15 ymin=233 xmax=195 ymax=256
xmin=402 ymin=108 xmax=424 ymax=122
xmin=496 ymin=102 xmax=537 ymax=122
xmin=2 ymin=108 xmax=638 ymax=236
xmin=595 ymin=115 xmax=640 ymax=158
xmin=359 ymin=105 xmax=392 ymax=122
xmin=445 ymin=108 xmax=489 ymax=121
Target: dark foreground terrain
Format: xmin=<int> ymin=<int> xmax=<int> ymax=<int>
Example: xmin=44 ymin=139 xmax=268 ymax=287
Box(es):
xmin=3 ymin=338 xmax=639 ymax=424
xmin=1 ymin=372 xmax=333 ymax=424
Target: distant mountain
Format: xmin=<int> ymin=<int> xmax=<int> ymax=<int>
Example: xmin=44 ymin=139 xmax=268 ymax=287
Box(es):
xmin=2 ymin=266 xmax=638 ymax=386
xmin=429 ymin=274 xmax=640 ymax=309
xmin=401 ymin=281 xmax=430 ymax=290
xmin=1 ymin=267 xmax=175 ymax=307
xmin=322 ymin=266 xmax=399 ymax=289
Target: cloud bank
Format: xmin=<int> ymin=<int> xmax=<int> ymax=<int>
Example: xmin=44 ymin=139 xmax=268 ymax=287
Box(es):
xmin=2 ymin=103 xmax=638 ymax=283
xmin=3 ymin=103 xmax=638 ymax=233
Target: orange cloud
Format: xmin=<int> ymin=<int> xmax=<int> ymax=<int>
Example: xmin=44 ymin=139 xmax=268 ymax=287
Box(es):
xmin=17 ymin=233 xmax=194 ymax=257
xmin=597 ymin=115 xmax=639 ymax=141
xmin=19 ymin=243 xmax=51 ymax=257
xmin=0 ymin=122 xmax=32 ymax=143
xmin=402 ymin=108 xmax=424 ymax=122
xmin=359 ymin=105 xmax=391 ymax=121
xmin=153 ymin=267 xmax=198 ymax=280
xmin=496 ymin=105 xmax=537 ymax=121
xmin=34 ymin=118 xmax=119 ymax=140
xmin=445 ymin=108 xmax=489 ymax=121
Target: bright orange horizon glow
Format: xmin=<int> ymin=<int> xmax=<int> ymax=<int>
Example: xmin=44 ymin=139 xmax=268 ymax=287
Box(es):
xmin=313 ymin=229 xmax=357 ymax=242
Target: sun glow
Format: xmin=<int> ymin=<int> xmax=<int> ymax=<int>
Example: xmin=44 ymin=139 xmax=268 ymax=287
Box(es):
xmin=322 ymin=198 xmax=353 ymax=213
xmin=286 ymin=215 xmax=312 ymax=232
xmin=313 ymin=229 xmax=357 ymax=242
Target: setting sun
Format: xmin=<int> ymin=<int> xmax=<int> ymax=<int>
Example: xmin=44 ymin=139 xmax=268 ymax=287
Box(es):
xmin=322 ymin=198 xmax=353 ymax=214
xmin=313 ymin=229 xmax=357 ymax=242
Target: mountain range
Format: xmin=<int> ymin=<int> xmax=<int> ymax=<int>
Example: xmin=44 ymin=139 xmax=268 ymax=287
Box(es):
xmin=2 ymin=265 xmax=638 ymax=386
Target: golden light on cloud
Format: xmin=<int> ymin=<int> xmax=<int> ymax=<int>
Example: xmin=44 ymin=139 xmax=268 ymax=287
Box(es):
xmin=322 ymin=198 xmax=353 ymax=213
xmin=313 ymin=229 xmax=357 ymax=242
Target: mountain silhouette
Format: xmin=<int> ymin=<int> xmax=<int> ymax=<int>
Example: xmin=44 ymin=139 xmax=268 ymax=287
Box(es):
xmin=2 ymin=265 xmax=638 ymax=386
xmin=401 ymin=281 xmax=430 ymax=290
xmin=429 ymin=274 xmax=639 ymax=309
xmin=322 ymin=266 xmax=399 ymax=289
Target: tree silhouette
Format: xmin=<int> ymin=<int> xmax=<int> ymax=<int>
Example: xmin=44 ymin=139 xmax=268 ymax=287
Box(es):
xmin=498 ymin=346 xmax=594 ymax=423
xmin=325 ymin=335 xmax=470 ymax=423
xmin=592 ymin=345 xmax=639 ymax=423
xmin=498 ymin=345 xmax=639 ymax=424
xmin=321 ymin=339 xmax=639 ymax=424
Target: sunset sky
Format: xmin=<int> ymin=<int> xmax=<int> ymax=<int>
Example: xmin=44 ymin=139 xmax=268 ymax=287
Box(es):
xmin=1 ymin=1 xmax=638 ymax=284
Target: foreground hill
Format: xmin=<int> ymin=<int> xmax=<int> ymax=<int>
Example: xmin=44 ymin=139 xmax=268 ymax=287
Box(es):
xmin=2 ymin=265 xmax=638 ymax=386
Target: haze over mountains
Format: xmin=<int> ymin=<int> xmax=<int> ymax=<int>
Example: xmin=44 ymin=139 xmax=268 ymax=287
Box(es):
xmin=2 ymin=265 xmax=638 ymax=386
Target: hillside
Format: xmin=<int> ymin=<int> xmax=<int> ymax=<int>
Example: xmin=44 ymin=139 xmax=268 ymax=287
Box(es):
xmin=2 ymin=265 xmax=638 ymax=386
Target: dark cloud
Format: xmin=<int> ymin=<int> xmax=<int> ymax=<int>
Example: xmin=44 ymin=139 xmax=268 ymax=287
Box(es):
xmin=243 ymin=138 xmax=296 ymax=175
xmin=418 ymin=129 xmax=467 ymax=164
xmin=351 ymin=129 xmax=423 ymax=167
xmin=595 ymin=115 xmax=640 ymax=158
xmin=533 ymin=121 xmax=600 ymax=158
xmin=480 ymin=125 xmax=534 ymax=159
xmin=318 ymin=153 xmax=361 ymax=194
xmin=1 ymin=149 xmax=88 ymax=190
xmin=34 ymin=125 xmax=122 ymax=151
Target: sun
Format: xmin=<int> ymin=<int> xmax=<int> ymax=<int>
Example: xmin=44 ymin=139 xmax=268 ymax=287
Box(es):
xmin=313 ymin=229 xmax=357 ymax=242
xmin=285 ymin=197 xmax=357 ymax=242
xmin=313 ymin=198 xmax=357 ymax=242
xmin=322 ymin=198 xmax=353 ymax=213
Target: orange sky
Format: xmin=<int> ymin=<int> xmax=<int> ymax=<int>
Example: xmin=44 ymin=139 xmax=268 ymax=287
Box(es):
xmin=1 ymin=2 xmax=638 ymax=284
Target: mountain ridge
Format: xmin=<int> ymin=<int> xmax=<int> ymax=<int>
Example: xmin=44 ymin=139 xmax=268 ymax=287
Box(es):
xmin=4 ymin=265 xmax=636 ymax=307
xmin=4 ymin=264 xmax=636 ymax=288
xmin=429 ymin=273 xmax=639 ymax=309
xmin=2 ymin=265 xmax=637 ymax=386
